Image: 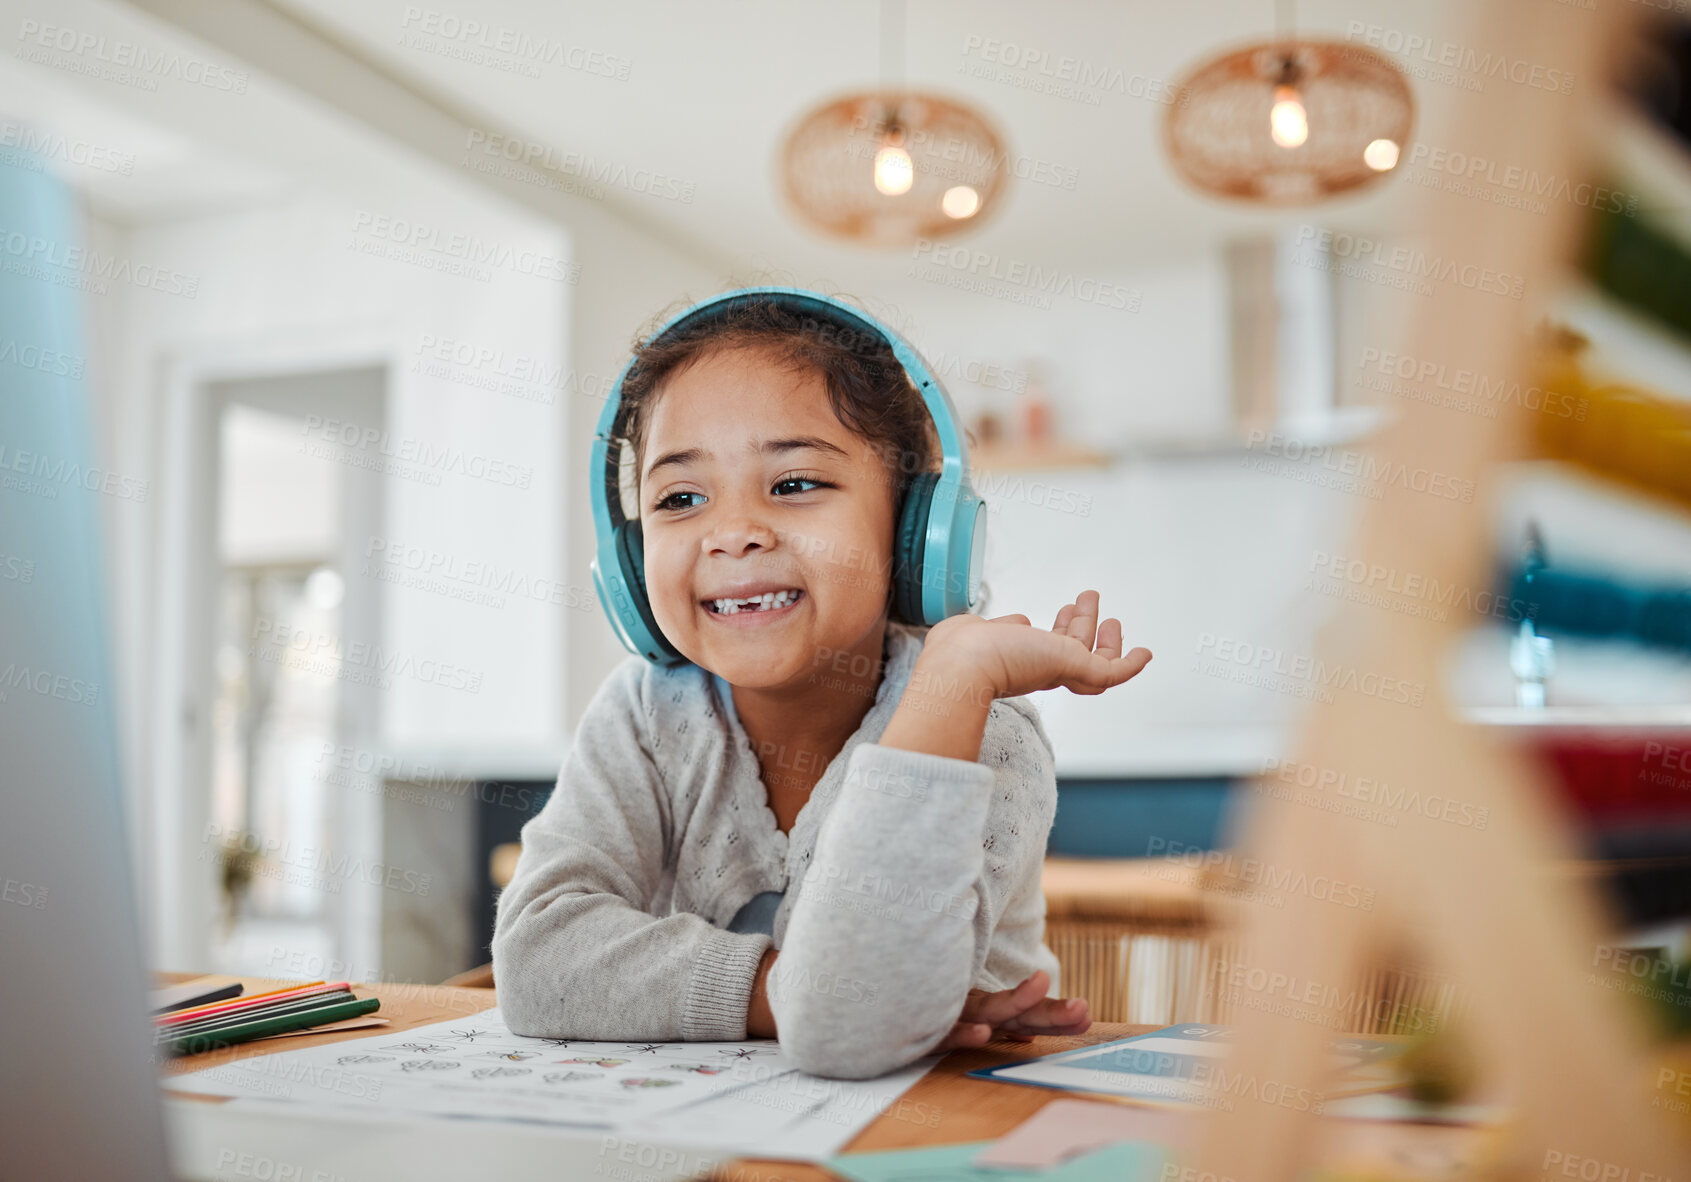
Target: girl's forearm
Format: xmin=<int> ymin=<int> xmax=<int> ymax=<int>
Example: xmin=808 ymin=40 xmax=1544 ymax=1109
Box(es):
xmin=877 ymin=652 xmax=994 ymax=761
xmin=749 ymin=658 xmax=990 ymax=1042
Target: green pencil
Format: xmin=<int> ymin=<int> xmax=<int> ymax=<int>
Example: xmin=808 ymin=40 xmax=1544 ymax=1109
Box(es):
xmin=165 ymin=995 xmax=381 ymax=1057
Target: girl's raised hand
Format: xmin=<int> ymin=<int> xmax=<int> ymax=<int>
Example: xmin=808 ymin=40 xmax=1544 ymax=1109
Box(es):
xmin=924 ymin=589 xmax=1151 ymax=703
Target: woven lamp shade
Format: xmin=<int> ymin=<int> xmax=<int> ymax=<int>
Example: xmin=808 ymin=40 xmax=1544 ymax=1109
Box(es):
xmin=778 ymin=91 xmax=1009 ymax=246
xmin=1165 ymin=40 xmax=1414 ymax=203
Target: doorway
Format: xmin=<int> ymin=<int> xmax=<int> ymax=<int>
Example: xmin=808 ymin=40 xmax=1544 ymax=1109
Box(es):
xmin=201 ymin=367 xmax=385 ymax=978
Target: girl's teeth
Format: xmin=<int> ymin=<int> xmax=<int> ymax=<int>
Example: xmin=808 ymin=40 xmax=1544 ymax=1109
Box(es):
xmin=711 ymin=590 xmax=800 ymax=614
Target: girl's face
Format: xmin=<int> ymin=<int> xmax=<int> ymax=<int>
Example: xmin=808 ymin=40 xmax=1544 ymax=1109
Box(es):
xmin=637 ymin=345 xmax=897 ymax=689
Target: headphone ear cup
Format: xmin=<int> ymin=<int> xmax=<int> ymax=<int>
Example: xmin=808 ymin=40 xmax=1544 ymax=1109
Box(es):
xmin=615 ymin=519 xmax=683 ymax=664
xmin=891 ymin=472 xmax=938 ymax=625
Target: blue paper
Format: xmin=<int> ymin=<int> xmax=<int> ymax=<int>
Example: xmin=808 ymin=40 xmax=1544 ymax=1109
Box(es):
xmin=824 ymin=1138 xmax=1166 ymax=1182
xmin=967 ymin=1025 xmax=1404 ymax=1108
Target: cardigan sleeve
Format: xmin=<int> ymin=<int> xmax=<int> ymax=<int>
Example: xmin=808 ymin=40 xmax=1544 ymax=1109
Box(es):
xmin=491 ymin=660 xmax=772 ymax=1041
xmin=768 ymin=699 xmax=1060 ymax=1079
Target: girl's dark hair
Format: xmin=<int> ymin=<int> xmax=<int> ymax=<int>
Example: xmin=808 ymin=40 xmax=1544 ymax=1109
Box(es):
xmin=615 ymin=292 xmax=941 ymax=523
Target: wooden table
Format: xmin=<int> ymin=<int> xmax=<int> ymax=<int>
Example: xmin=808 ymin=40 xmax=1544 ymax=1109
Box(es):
xmin=159 ymin=974 xmax=1153 ymax=1177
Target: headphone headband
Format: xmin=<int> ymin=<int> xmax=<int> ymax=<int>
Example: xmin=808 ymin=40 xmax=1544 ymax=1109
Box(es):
xmin=590 ymin=286 xmax=986 ymax=665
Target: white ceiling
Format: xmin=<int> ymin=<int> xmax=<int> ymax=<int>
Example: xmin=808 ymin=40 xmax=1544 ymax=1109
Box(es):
xmin=185 ymin=0 xmax=1465 ymax=273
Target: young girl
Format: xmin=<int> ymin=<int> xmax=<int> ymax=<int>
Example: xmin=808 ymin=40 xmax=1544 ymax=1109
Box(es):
xmin=492 ymin=290 xmax=1151 ymax=1079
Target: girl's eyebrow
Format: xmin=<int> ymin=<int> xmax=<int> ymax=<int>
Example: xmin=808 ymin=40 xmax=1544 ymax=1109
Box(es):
xmin=643 ymin=436 xmax=849 ymax=481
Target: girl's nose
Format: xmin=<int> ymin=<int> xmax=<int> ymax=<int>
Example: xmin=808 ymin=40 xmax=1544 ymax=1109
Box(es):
xmin=702 ymin=513 xmax=777 ymax=559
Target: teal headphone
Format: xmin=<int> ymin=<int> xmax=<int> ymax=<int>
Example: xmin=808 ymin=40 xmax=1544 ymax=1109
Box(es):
xmin=590 ymin=286 xmax=987 ymax=666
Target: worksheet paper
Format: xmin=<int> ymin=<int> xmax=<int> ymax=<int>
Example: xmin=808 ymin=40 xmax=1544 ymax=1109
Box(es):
xmin=165 ymin=1006 xmax=938 ymax=1158
xmin=617 ymin=1053 xmax=943 ymax=1160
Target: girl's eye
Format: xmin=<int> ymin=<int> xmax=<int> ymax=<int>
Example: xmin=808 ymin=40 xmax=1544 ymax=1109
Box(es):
xmin=654 ymin=491 xmax=703 ymax=512
xmin=773 ymin=476 xmax=833 ymax=496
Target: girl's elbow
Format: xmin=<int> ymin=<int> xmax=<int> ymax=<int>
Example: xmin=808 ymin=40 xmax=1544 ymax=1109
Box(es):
xmin=490 ymin=930 xmax=571 ymax=1039
xmin=498 ymin=992 xmax=555 ymax=1040
xmin=496 ymin=975 xmax=615 ymax=1041
xmin=774 ymin=996 xmax=935 ymax=1079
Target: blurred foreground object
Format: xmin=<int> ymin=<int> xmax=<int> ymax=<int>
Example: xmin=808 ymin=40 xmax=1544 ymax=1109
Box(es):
xmin=0 ymin=150 xmax=172 ymax=1178
xmin=1184 ymin=0 xmax=1691 ymax=1177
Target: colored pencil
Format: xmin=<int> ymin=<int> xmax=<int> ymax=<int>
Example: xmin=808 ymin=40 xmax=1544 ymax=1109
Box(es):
xmin=164 ymin=996 xmax=382 ymax=1057
xmin=159 ymin=991 xmax=356 ymax=1041
xmin=156 ymin=981 xmax=340 ymax=1027
xmin=156 ymin=980 xmax=328 ymax=1023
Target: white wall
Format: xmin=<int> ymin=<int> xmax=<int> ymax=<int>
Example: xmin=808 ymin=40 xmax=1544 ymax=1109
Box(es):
xmin=975 ymin=455 xmax=1364 ymax=777
xmin=881 ymin=254 xmax=1233 ymax=451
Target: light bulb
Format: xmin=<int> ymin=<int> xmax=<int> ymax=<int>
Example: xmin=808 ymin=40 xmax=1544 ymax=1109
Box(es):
xmin=1270 ymin=84 xmax=1308 ymax=149
xmin=941 ymin=186 xmax=980 ymax=218
xmin=874 ymin=142 xmax=913 ymax=195
xmin=1363 ymin=138 xmax=1400 ymax=171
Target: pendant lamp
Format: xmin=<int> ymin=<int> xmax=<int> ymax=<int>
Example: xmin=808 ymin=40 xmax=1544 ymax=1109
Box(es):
xmin=1165 ymin=15 xmax=1414 ymax=204
xmin=777 ymin=1 xmax=1008 ymax=244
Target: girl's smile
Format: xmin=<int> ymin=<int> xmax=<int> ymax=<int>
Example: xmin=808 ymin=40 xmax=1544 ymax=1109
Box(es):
xmin=702 ymin=586 xmax=806 ymax=618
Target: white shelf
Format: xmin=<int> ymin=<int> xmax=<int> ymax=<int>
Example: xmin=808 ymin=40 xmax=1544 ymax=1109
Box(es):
xmin=1461 ymin=705 xmax=1691 ymax=728
xmin=1105 ymin=406 xmax=1389 ymax=462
